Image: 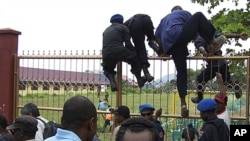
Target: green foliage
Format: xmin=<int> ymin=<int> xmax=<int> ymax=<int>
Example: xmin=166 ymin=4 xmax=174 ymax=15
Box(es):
xmin=191 ymin=0 xmax=250 ymax=46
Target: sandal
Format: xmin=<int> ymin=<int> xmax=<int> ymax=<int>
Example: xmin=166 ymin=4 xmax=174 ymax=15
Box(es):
xmin=181 ymin=105 xmax=189 ymax=118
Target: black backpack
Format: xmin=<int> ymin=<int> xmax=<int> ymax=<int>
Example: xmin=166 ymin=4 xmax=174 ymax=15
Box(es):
xmin=205 ymin=118 xmax=229 ymax=141
xmin=36 ymin=118 xmax=62 ymax=139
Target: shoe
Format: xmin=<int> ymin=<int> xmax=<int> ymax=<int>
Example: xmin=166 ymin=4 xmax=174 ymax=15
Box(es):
xmin=137 ymin=76 xmax=147 ymax=88
xmin=191 ymin=97 xmax=202 ymax=104
xmin=181 ymin=105 xmax=189 ymax=118
xmin=148 ymin=40 xmax=162 ymax=56
xmin=213 ymin=35 xmax=226 ymax=51
xmin=104 ymin=72 xmax=117 ymax=91
xmin=234 ymin=85 xmax=242 ymax=99
xmin=142 ymin=65 xmax=154 ymax=82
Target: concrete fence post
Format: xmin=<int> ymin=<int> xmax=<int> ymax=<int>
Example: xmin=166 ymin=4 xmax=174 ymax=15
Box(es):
xmin=0 ymin=28 xmax=21 ymax=123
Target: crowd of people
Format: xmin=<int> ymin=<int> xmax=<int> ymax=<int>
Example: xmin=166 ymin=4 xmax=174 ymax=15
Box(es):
xmin=1 ymin=4 xmax=243 ymax=141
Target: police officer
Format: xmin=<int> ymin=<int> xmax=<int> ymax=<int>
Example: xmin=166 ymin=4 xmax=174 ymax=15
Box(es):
xmin=124 ymin=14 xmax=162 ymax=82
xmin=102 ymin=14 xmax=147 ymax=91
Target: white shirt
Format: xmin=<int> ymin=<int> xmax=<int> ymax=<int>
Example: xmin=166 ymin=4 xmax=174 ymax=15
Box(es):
xmin=36 ymin=116 xmax=49 ymax=141
xmin=217 ymin=108 xmax=231 ymax=130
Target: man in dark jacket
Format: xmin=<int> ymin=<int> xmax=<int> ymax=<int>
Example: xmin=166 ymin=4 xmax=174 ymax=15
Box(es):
xmin=197 ymin=98 xmax=229 ymax=141
xmin=191 ymin=35 xmax=242 ymax=103
xmin=102 ymin=14 xmax=147 ymax=91
xmin=124 ymin=14 xmax=162 ymax=83
xmin=139 ymin=103 xmax=165 ymax=141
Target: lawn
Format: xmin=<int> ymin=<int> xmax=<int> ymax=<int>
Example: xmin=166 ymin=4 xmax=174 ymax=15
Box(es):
xmin=18 ymin=90 xmax=247 ymax=141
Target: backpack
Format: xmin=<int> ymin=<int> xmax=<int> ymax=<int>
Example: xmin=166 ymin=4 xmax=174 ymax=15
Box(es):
xmin=36 ymin=118 xmax=62 ymax=139
xmin=205 ymin=118 xmax=229 ymax=141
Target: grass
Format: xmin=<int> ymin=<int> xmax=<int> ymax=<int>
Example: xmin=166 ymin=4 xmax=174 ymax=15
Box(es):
xmin=18 ymin=90 xmax=247 ymax=141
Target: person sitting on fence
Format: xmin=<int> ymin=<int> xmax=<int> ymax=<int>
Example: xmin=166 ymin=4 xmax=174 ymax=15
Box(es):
xmin=115 ymin=117 xmax=160 ymax=141
xmin=45 ymin=96 xmax=98 ymax=141
xmin=181 ymin=122 xmax=199 ymax=141
xmin=101 ymin=14 xmax=147 ymax=91
xmin=7 ymin=115 xmax=38 ymax=141
xmin=21 ymin=102 xmax=49 ymax=141
xmin=139 ymin=103 xmax=164 ymax=141
xmin=191 ymin=34 xmax=242 ymax=103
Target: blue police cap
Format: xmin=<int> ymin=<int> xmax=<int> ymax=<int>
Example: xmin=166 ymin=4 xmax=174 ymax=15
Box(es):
xmin=110 ymin=14 xmax=123 ymax=23
xmin=139 ymin=103 xmax=155 ymax=112
xmin=197 ymin=98 xmax=217 ymax=112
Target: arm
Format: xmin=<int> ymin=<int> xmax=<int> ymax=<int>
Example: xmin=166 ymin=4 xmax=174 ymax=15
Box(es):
xmin=154 ymin=108 xmax=162 ymax=120
xmin=216 ymin=72 xmax=226 ymax=94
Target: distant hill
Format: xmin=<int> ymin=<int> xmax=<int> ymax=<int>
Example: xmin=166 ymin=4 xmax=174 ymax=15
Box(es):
xmin=144 ymin=73 xmax=176 ymax=88
xmin=155 ymin=73 xmax=176 ymax=83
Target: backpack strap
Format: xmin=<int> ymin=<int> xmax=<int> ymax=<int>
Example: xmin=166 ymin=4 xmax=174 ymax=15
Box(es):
xmin=36 ymin=117 xmax=47 ymax=126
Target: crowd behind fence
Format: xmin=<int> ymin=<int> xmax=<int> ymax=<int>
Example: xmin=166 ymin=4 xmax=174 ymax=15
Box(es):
xmin=14 ymin=51 xmax=250 ymax=140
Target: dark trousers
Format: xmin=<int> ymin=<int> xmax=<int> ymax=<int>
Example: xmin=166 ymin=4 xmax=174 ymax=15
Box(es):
xmin=102 ymin=47 xmax=142 ymax=76
xmin=196 ymin=63 xmax=232 ymax=95
xmin=101 ymin=120 xmax=111 ymax=133
xmin=129 ymin=15 xmax=155 ymax=67
xmin=168 ymin=12 xmax=216 ymax=98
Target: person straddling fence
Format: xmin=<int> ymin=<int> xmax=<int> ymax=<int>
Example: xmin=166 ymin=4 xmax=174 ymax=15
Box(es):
xmin=124 ymin=14 xmax=162 ymax=83
xmin=191 ymin=34 xmax=242 ymax=103
xmin=155 ymin=5 xmax=226 ymax=118
xmin=101 ymin=14 xmax=147 ymax=91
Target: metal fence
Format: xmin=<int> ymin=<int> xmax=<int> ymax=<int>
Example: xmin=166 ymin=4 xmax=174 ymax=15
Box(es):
xmin=16 ymin=50 xmax=250 ymax=140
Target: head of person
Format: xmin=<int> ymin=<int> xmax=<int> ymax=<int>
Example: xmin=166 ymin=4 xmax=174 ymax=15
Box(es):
xmin=171 ymin=5 xmax=183 ymax=12
xmin=139 ymin=103 xmax=155 ymax=121
xmin=21 ymin=103 xmax=40 ymax=117
xmin=0 ymin=114 xmax=8 ymax=131
xmin=214 ymin=93 xmax=228 ymax=113
xmin=116 ymin=117 xmax=159 ymax=141
xmin=61 ymin=96 xmax=97 ymax=141
xmin=110 ymin=14 xmax=124 ymax=24
xmin=7 ymin=115 xmax=38 ymax=141
xmin=113 ymin=105 xmax=130 ymax=124
xmin=197 ymin=98 xmax=217 ymax=121
xmin=188 ymin=122 xmax=193 ymax=128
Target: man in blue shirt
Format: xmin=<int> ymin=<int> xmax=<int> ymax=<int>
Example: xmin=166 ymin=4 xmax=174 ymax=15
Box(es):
xmin=155 ymin=5 xmax=226 ymax=117
xmin=45 ymin=96 xmax=98 ymax=141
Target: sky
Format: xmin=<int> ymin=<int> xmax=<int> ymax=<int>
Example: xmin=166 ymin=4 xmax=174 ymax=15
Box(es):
xmin=0 ymin=0 xmax=248 ymax=79
xmin=1 ymin=0 xmax=247 ymax=55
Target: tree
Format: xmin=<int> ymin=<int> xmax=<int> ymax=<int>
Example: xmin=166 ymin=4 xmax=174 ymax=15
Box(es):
xmin=191 ymin=0 xmax=250 ymax=47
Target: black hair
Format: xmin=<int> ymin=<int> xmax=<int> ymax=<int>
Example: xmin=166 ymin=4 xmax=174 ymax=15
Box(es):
xmin=116 ymin=117 xmax=159 ymax=141
xmin=61 ymin=96 xmax=97 ymax=129
xmin=21 ymin=103 xmax=40 ymax=117
xmin=0 ymin=114 xmax=8 ymax=129
xmin=111 ymin=19 xmax=123 ymax=24
xmin=171 ymin=5 xmax=183 ymax=12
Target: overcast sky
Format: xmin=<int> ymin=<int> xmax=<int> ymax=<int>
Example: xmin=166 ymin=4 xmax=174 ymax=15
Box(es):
xmin=1 ymin=0 xmax=245 ymax=55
